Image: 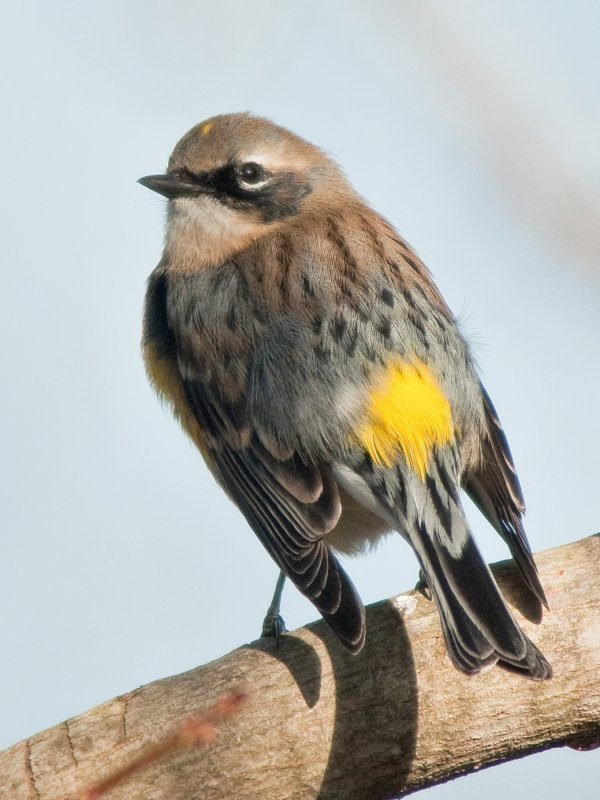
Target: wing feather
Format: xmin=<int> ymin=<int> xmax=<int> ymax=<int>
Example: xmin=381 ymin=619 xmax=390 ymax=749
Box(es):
xmin=464 ymin=386 xmax=547 ymax=607
xmin=180 ymin=371 xmax=366 ymax=651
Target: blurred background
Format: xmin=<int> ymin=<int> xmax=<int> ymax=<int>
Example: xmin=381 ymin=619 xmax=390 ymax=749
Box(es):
xmin=1 ymin=1 xmax=599 ymax=796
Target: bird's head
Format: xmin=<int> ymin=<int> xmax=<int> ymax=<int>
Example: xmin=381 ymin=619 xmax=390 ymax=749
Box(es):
xmin=139 ymin=113 xmax=348 ymax=269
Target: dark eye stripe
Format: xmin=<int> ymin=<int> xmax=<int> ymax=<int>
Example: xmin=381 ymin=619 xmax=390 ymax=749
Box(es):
xmin=173 ymin=162 xmax=312 ymax=221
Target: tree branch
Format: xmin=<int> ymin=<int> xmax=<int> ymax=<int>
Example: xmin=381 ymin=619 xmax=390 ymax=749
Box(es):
xmin=2 ymin=535 xmax=599 ymax=800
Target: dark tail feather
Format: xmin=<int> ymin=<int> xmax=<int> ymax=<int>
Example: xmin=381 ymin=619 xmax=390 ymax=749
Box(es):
xmin=409 ymin=519 xmax=551 ymax=680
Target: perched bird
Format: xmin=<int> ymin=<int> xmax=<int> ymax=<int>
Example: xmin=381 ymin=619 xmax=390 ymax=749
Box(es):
xmin=139 ymin=113 xmax=551 ymax=679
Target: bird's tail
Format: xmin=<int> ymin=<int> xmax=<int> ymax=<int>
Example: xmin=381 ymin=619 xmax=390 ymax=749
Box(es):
xmin=405 ymin=457 xmax=551 ymax=680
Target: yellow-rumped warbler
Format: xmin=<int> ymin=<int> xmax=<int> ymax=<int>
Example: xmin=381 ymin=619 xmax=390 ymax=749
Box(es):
xmin=139 ymin=113 xmax=551 ymax=679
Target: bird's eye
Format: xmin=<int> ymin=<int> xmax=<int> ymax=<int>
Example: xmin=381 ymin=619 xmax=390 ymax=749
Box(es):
xmin=238 ymin=162 xmax=264 ymax=186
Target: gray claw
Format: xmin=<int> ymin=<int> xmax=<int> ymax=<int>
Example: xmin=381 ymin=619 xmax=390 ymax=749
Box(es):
xmin=416 ymin=568 xmax=432 ymax=601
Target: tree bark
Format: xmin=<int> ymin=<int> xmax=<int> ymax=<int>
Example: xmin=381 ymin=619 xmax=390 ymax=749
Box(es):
xmin=2 ymin=535 xmax=599 ymax=800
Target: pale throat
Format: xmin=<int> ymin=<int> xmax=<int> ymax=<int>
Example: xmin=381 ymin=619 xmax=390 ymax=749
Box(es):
xmin=163 ymin=195 xmax=276 ymax=271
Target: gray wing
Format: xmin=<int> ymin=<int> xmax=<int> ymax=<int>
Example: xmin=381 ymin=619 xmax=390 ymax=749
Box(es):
xmin=181 ymin=374 xmax=366 ymax=653
xmin=463 ymin=386 xmax=547 ymax=607
xmin=149 ymin=258 xmax=367 ymax=651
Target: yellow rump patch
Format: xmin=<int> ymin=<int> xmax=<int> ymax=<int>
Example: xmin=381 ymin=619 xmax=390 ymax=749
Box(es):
xmin=356 ymin=361 xmax=454 ymax=480
xmin=200 ymin=122 xmax=213 ymax=136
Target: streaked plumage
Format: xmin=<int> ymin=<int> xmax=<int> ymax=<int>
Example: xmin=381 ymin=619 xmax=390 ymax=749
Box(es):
xmin=140 ymin=113 xmax=551 ymax=679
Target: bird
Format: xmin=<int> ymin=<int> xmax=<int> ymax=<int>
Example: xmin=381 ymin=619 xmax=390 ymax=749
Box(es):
xmin=139 ymin=112 xmax=551 ymax=680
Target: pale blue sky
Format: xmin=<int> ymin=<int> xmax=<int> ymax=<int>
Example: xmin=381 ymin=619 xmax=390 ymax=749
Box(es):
xmin=1 ymin=1 xmax=599 ymax=796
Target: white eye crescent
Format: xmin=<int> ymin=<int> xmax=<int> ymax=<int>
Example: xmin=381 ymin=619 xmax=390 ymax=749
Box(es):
xmin=237 ymin=162 xmax=267 ymax=187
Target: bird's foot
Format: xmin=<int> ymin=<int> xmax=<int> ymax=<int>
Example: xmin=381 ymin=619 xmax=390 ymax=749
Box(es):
xmin=261 ymin=609 xmax=287 ymax=647
xmin=415 ymin=569 xmax=432 ymax=601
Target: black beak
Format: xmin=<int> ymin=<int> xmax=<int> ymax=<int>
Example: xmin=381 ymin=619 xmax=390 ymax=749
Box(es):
xmin=137 ymin=173 xmax=201 ymax=199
